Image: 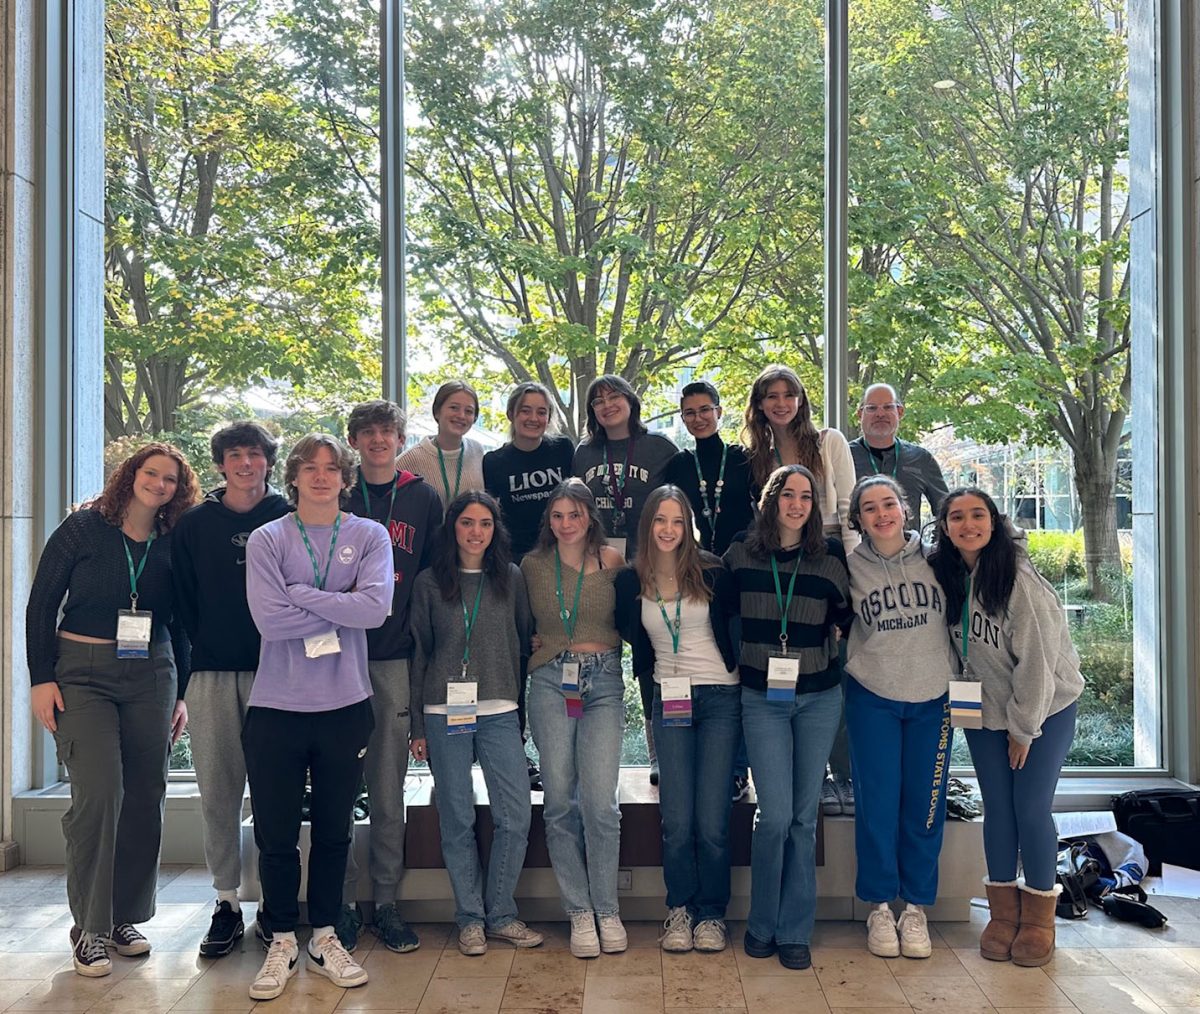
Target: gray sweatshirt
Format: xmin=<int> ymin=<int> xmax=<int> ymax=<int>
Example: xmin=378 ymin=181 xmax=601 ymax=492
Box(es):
xmin=948 ymin=529 xmax=1084 ymax=746
xmin=409 ymin=564 xmax=533 ymax=739
xmin=846 ymin=531 xmax=957 ymax=703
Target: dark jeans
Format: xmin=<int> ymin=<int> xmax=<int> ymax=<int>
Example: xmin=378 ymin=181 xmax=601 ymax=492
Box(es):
xmin=54 ymin=638 xmax=176 ymax=934
xmin=652 ymin=684 xmax=741 ymax=920
xmin=243 ymin=700 xmax=375 ymax=932
xmin=965 ymin=700 xmax=1078 ymax=891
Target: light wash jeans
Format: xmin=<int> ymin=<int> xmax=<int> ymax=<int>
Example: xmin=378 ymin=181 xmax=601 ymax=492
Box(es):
xmin=527 ymin=648 xmax=624 ymax=916
xmin=652 ymin=683 xmax=741 ymax=920
xmin=741 ymin=683 xmax=842 ymax=946
xmin=424 ymin=710 xmax=531 ymax=930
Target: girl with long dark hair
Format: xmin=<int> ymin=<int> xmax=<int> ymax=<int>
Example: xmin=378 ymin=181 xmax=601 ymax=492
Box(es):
xmin=928 ymin=487 xmax=1083 ymax=967
xmin=409 ymin=491 xmax=543 ymax=957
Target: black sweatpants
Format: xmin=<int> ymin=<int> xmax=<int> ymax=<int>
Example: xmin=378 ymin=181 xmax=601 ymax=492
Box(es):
xmin=242 ymin=700 xmax=375 ymax=932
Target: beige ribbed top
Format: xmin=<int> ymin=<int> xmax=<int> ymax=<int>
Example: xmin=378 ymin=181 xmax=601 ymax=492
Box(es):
xmin=521 ymin=549 xmax=621 ymax=671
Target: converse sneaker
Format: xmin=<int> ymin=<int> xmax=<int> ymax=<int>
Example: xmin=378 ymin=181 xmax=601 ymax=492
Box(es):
xmin=897 ymin=905 xmax=932 ymax=959
xmin=866 ymin=904 xmax=900 ymax=958
xmin=307 ymin=932 xmax=368 ymax=987
xmin=659 ymin=907 xmax=693 ymax=952
xmin=820 ymin=774 xmax=842 ymax=815
xmin=835 ymin=776 xmax=855 ymax=817
xmin=199 ymin=900 xmax=245 ymax=958
xmin=597 ymin=913 xmax=627 ymax=953
xmin=70 ymin=928 xmax=111 ymax=978
xmin=458 ymin=923 xmax=488 ymax=956
xmin=692 ymin=918 xmax=728 ymax=953
xmin=569 ymin=911 xmax=600 ymax=958
xmin=249 ymin=937 xmax=299 ymax=1000
xmin=486 ymin=920 xmax=544 ymax=948
xmin=372 ymin=902 xmax=420 ymax=953
xmin=102 ymin=923 xmax=150 ymax=956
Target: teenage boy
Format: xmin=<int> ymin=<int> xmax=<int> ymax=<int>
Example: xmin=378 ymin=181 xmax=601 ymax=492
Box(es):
xmin=664 ymin=380 xmax=755 ymax=555
xmin=172 ymin=422 xmax=290 ymax=958
xmin=243 ymin=434 xmax=392 ymax=1002
xmin=338 ymin=400 xmax=442 ymax=952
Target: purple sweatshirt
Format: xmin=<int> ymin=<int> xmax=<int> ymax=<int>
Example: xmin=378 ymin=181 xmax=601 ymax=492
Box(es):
xmin=246 ymin=511 xmax=392 ymax=712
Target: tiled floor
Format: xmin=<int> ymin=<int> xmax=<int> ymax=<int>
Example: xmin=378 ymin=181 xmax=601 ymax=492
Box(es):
xmin=2 ymin=866 xmax=1200 ymax=1012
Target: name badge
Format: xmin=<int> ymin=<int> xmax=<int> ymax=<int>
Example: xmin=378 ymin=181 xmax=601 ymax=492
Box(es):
xmin=660 ymin=676 xmax=692 ymax=727
xmin=116 ymin=609 xmax=152 ymax=659
xmin=607 ymin=537 xmax=627 ymax=561
xmin=766 ymin=654 xmax=800 ymax=703
xmin=447 ymin=681 xmax=478 ymax=735
xmin=949 ymin=679 xmax=983 ymax=729
xmin=561 ymin=661 xmax=583 ymax=719
xmin=304 ymin=629 xmax=342 ymax=659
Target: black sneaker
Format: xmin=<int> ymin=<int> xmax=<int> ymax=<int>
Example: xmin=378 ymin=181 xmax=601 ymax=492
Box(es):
xmin=199 ymin=900 xmax=245 ymax=958
xmin=743 ymin=930 xmax=776 ymax=958
xmin=527 ymin=758 xmax=544 ymax=793
xmin=372 ymin=902 xmax=421 ymax=953
xmin=649 ymin=759 xmax=660 ymax=786
xmin=778 ymin=942 xmax=812 ymax=970
xmin=335 ymin=903 xmax=363 ymax=953
xmin=70 ymin=927 xmax=111 ymax=977
xmin=254 ymin=914 xmax=274 ymax=951
xmin=102 ymin=923 xmax=150 ymax=956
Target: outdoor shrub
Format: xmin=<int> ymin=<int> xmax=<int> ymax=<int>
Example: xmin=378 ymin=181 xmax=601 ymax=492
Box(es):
xmin=1025 ymin=530 xmax=1085 ymax=584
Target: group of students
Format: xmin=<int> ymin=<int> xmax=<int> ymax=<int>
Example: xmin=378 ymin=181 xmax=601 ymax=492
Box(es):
xmin=24 ymin=365 xmax=1083 ymax=1003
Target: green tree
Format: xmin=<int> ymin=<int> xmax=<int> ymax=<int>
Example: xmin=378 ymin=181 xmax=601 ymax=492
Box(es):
xmin=404 ymin=0 xmax=826 ymax=437
xmin=104 ymin=0 xmax=381 ymax=441
xmin=847 ymin=0 xmax=1129 ymax=597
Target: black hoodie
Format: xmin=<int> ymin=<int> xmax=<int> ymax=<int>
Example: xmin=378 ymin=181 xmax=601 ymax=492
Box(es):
xmin=346 ymin=468 xmax=443 ymax=660
xmin=171 ymin=486 xmax=292 ymax=676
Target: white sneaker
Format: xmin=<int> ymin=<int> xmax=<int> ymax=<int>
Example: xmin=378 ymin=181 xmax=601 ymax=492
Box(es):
xmin=307 ymin=932 xmax=368 ymax=987
xmin=569 ymin=911 xmax=600 ymax=958
xmin=458 ymin=923 xmax=488 ymax=956
xmin=692 ymin=918 xmax=728 ymax=953
xmin=250 ymin=937 xmax=299 ymax=1000
xmin=660 ymin=907 xmax=693 ymax=952
xmin=597 ymin=913 xmax=627 ymax=953
xmin=866 ymin=904 xmax=900 ymax=958
xmin=897 ymin=905 xmax=932 ymax=959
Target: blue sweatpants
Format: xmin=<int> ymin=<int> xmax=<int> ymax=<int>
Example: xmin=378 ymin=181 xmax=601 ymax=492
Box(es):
xmin=965 ymin=700 xmax=1077 ymax=891
xmin=845 ymin=677 xmax=950 ymax=905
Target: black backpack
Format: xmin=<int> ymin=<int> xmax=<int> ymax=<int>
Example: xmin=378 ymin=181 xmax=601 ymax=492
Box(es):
xmin=1112 ymin=788 xmax=1200 ymax=875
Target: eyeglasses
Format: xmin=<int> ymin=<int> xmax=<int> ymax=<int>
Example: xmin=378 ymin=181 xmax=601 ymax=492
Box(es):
xmin=862 ymin=403 xmax=902 ymax=414
xmin=680 ymin=405 xmax=718 ymax=421
xmin=591 ymin=393 xmax=625 ymax=409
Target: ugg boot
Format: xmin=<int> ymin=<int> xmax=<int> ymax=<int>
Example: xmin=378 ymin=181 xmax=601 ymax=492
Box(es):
xmin=1011 ymin=883 xmax=1060 ymax=967
xmin=979 ymin=880 xmax=1021 ymax=961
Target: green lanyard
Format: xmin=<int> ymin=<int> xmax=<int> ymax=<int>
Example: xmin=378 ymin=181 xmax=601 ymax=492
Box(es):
xmin=773 ymin=444 xmax=784 ymax=467
xmin=693 ymin=444 xmax=728 ymax=545
xmin=961 ymin=574 xmax=972 ymax=676
xmin=436 ymin=441 xmax=464 ymax=503
xmin=770 ymin=549 xmax=804 ymax=649
xmin=460 ymin=573 xmax=485 ymax=677
xmin=294 ymin=513 xmax=341 ymax=590
xmin=868 ymin=439 xmax=903 ymax=479
xmin=654 ymin=580 xmax=682 ymax=655
xmin=121 ymin=531 xmax=157 ymax=609
xmin=554 ymin=547 xmax=586 ymax=644
xmin=358 ymin=471 xmax=398 ymax=526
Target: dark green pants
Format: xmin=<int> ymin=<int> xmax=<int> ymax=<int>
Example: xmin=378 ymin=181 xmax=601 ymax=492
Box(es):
xmin=53 ymin=638 xmax=176 ymax=934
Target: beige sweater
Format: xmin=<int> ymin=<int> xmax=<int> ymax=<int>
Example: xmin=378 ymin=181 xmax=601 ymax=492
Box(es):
xmin=521 ymin=549 xmax=621 ymax=670
xmin=396 ymin=436 xmax=485 ymax=507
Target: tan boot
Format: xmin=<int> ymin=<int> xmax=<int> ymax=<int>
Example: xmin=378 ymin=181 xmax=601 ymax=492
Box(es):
xmin=979 ymin=880 xmax=1020 ymax=961
xmin=1011 ymin=884 xmax=1059 ymax=967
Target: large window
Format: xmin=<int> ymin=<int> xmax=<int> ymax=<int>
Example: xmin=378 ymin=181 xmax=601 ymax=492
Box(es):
xmin=97 ymin=0 xmax=1153 ymax=774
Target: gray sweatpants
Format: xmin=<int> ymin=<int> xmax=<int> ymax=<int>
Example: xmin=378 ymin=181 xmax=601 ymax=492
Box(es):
xmin=344 ymin=657 xmax=411 ymax=905
xmin=185 ymin=670 xmax=255 ymax=892
xmin=53 ymin=638 xmax=176 ymax=934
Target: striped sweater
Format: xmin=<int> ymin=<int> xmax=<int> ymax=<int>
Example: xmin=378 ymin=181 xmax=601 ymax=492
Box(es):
xmin=721 ymin=535 xmax=852 ymax=694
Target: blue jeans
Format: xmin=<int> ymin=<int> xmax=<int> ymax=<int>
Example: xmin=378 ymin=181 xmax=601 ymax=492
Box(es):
xmin=741 ymin=684 xmax=842 ymax=946
xmin=652 ymin=683 xmax=741 ymax=920
xmin=845 ymin=677 xmax=950 ymax=905
xmin=965 ymin=700 xmax=1078 ymax=891
xmin=527 ymin=649 xmax=624 ymax=916
xmin=424 ymin=710 xmax=531 ymax=930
